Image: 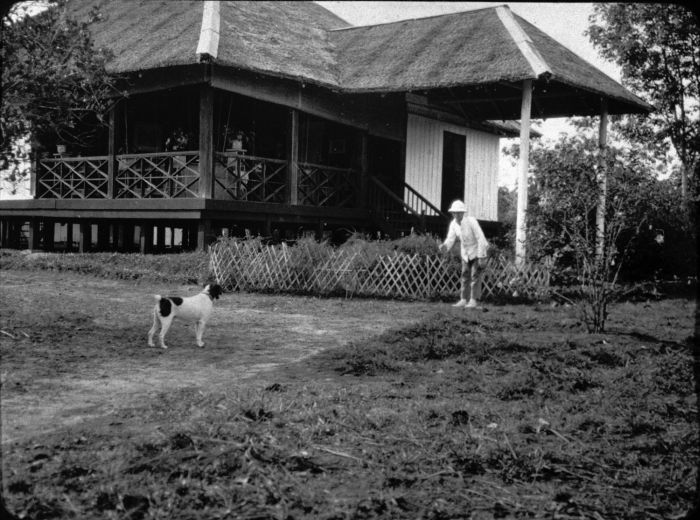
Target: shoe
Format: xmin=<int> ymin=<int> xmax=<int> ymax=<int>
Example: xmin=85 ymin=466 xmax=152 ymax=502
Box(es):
xmin=465 ymin=300 xmax=479 ymax=308
xmin=452 ymin=299 xmax=467 ymax=308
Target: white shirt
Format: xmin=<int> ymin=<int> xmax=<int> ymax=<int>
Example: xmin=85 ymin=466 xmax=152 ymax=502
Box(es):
xmin=442 ymin=216 xmax=489 ymax=261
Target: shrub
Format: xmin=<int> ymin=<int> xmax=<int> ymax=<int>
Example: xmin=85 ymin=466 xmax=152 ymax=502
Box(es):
xmin=0 ymin=249 xmax=210 ymax=285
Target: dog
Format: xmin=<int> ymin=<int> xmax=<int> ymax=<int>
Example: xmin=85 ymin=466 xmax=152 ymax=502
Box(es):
xmin=147 ymin=284 xmax=223 ymax=349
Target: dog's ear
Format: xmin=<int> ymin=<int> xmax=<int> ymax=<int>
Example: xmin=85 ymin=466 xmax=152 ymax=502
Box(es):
xmin=210 ymin=284 xmax=223 ymax=299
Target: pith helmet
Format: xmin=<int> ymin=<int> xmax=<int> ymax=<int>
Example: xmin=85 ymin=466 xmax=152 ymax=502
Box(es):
xmin=447 ymin=200 xmax=467 ymax=213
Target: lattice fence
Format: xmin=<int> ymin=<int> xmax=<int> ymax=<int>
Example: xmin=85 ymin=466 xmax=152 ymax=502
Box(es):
xmin=210 ymin=241 xmax=553 ymax=301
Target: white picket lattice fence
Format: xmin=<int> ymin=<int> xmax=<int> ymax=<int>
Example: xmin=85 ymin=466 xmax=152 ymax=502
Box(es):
xmin=209 ymin=240 xmax=552 ymax=300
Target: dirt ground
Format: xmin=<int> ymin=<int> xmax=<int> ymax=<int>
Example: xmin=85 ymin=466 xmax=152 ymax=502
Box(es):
xmin=0 ymin=270 xmax=440 ymax=445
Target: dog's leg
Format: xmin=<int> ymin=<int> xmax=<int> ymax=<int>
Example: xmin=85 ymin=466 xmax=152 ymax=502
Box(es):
xmin=158 ymin=316 xmax=174 ymax=349
xmin=195 ymin=320 xmax=205 ymax=347
xmin=147 ymin=306 xmax=159 ymax=347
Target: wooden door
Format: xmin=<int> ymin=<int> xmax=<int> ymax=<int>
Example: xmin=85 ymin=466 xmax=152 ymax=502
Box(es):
xmin=441 ymin=131 xmax=466 ymax=212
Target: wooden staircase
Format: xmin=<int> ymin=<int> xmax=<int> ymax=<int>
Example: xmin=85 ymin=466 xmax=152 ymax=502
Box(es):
xmin=367 ymin=177 xmax=448 ymax=238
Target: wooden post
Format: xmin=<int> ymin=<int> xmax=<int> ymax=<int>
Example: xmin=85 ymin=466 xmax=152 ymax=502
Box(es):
xmin=139 ymin=223 xmax=154 ymax=254
xmin=595 ymin=99 xmax=609 ymax=262
xmin=197 ymin=219 xmax=212 ymax=251
xmin=65 ymin=222 xmax=74 ymax=252
xmin=107 ymin=102 xmax=121 ymax=199
xmin=30 ymin=153 xmax=38 ymax=199
xmin=287 ymin=108 xmax=299 ymax=205
xmin=0 ymin=219 xmax=8 ymax=248
xmin=156 ymin=224 xmax=165 ymax=253
xmin=28 ymin=218 xmax=41 ymax=251
xmin=42 ymin=220 xmax=54 ymax=251
xmin=78 ymin=222 xmax=91 ymax=253
xmin=199 ymin=84 xmax=215 ymax=199
xmin=116 ymin=223 xmax=125 ymax=251
xmin=360 ymin=132 xmax=368 ymax=208
xmin=515 ymin=79 xmax=533 ymax=265
xmin=97 ymin=223 xmax=109 ymax=251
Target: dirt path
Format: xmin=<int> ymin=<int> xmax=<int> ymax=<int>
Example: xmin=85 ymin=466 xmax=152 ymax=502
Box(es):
xmin=0 ymin=270 xmax=439 ymax=444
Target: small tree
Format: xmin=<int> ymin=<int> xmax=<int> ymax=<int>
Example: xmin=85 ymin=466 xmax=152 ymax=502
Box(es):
xmin=511 ymin=132 xmax=665 ymax=332
xmin=1 ymin=0 xmax=122 ymax=192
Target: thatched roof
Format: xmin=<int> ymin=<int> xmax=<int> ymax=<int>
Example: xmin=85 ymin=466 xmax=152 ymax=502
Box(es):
xmin=69 ymin=1 xmax=651 ymax=118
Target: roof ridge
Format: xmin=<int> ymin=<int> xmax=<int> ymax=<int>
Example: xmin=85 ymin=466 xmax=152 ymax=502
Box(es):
xmin=328 ymin=3 xmax=507 ymax=32
xmin=196 ymin=0 xmax=221 ymax=59
xmin=495 ymin=5 xmax=550 ymax=78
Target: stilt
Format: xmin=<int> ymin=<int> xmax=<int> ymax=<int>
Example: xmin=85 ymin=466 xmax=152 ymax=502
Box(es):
xmin=116 ymin=223 xmax=125 ymax=251
xmin=139 ymin=223 xmax=154 ymax=254
xmin=0 ymin=219 xmax=8 ymax=248
xmin=156 ymin=224 xmax=165 ymax=253
xmin=197 ymin=219 xmax=212 ymax=251
xmin=42 ymin=220 xmax=54 ymax=251
xmin=97 ymin=223 xmax=110 ymax=251
xmin=28 ymin=218 xmax=41 ymax=251
xmin=79 ymin=222 xmax=91 ymax=253
xmin=66 ymin=222 xmax=74 ymax=252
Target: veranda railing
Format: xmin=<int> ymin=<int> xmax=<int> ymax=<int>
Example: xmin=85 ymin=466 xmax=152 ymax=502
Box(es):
xmin=115 ymin=151 xmax=200 ymax=198
xmin=35 ymin=153 xmax=363 ymax=207
xmin=214 ymin=152 xmax=287 ymax=203
xmin=37 ymin=156 xmax=111 ymax=199
xmin=209 ymin=240 xmax=553 ymax=301
xmin=297 ymin=162 xmax=360 ymax=208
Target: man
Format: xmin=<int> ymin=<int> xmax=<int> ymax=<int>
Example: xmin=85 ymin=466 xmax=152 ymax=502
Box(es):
xmin=439 ymin=200 xmax=489 ymax=308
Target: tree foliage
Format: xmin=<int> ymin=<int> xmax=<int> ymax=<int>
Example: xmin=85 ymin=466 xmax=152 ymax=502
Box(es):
xmin=1 ymin=0 xmax=121 ymax=190
xmin=504 ymin=130 xmax=695 ymax=331
xmin=586 ymin=3 xmax=700 ymax=203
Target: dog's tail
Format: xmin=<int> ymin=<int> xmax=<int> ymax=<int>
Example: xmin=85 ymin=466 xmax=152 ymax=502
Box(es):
xmin=152 ymin=294 xmax=162 ymax=302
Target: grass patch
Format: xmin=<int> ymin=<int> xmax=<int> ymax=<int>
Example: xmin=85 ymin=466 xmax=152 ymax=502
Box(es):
xmin=0 ymin=249 xmax=210 ymax=284
xmin=3 ymin=301 xmax=697 ymax=519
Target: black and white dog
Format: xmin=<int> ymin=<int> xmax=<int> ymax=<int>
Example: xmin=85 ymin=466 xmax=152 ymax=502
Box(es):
xmin=147 ymin=284 xmax=223 ymax=349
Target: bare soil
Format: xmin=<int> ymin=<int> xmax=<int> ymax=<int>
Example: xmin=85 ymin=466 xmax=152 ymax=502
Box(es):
xmin=0 ymin=270 xmax=435 ymax=445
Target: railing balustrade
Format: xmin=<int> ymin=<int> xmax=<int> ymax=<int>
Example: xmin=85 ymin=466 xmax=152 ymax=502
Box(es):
xmin=37 ymin=156 xmax=110 ymax=199
xmin=115 ymin=151 xmax=200 ymax=199
xmin=214 ymin=152 xmax=287 ymax=203
xmin=297 ymin=162 xmax=360 ymax=208
xmin=402 ymin=182 xmax=445 ymax=218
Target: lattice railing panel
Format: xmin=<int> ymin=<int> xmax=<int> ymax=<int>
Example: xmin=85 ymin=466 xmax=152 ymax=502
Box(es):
xmin=297 ymin=162 xmax=360 ymax=208
xmin=37 ymin=156 xmax=109 ymax=199
xmin=215 ymin=153 xmax=287 ymax=203
xmin=210 ymin=241 xmax=552 ymax=301
xmin=115 ymin=152 xmax=199 ymax=199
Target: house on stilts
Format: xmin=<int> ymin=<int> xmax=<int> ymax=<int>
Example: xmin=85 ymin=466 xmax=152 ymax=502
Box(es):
xmin=0 ymin=1 xmax=651 ymax=253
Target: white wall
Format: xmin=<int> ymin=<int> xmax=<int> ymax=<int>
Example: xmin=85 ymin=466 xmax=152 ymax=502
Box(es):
xmin=405 ymin=113 xmax=499 ymax=220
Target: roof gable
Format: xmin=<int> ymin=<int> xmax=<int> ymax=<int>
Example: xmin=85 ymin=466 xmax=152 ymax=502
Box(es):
xmin=68 ymin=1 xmax=650 ymax=115
xmin=216 ymin=1 xmax=349 ymax=86
xmin=331 ymin=7 xmax=535 ymax=91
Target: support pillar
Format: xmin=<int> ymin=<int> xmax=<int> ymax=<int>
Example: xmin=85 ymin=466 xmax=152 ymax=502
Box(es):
xmin=116 ymin=223 xmax=125 ymax=251
xmin=0 ymin=219 xmax=8 ymax=248
xmin=97 ymin=223 xmax=110 ymax=251
xmin=359 ymin=132 xmax=368 ymax=209
xmin=139 ymin=223 xmax=154 ymax=254
xmin=156 ymin=224 xmax=165 ymax=253
xmin=197 ymin=219 xmax=213 ymax=251
xmin=198 ymin=84 xmax=215 ymax=199
xmin=28 ymin=219 xmax=41 ymax=251
xmin=107 ymin=101 xmax=122 ymax=199
xmin=42 ymin=220 xmax=54 ymax=251
xmin=66 ymin=222 xmax=75 ymax=252
xmin=595 ymin=98 xmax=609 ymax=261
xmin=78 ymin=222 xmax=91 ymax=253
xmin=286 ymin=108 xmax=299 ymax=205
xmin=515 ymin=79 xmax=533 ymax=265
